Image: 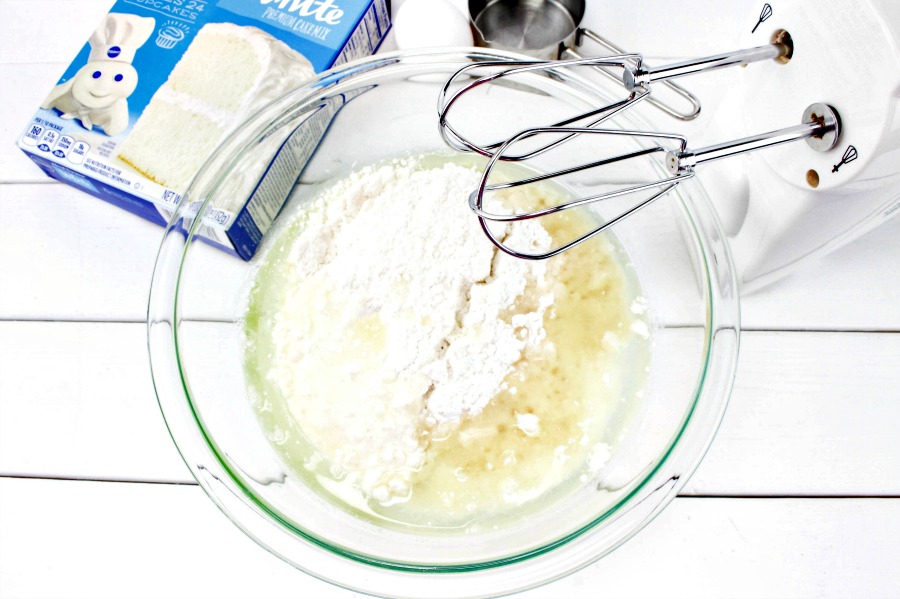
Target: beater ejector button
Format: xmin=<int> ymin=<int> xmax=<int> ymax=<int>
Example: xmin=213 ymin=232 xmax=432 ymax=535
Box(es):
xmin=803 ymin=103 xmax=841 ymax=152
xmin=666 ymin=151 xmax=679 ymax=173
xmin=666 ymin=150 xmax=696 ymax=174
xmin=623 ymin=68 xmax=651 ymax=92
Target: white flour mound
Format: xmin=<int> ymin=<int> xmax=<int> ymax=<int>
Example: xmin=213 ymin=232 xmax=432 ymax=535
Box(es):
xmin=266 ymin=159 xmax=554 ymax=503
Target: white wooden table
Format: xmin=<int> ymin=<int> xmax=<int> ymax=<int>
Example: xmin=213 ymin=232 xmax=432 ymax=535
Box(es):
xmin=1 ymin=1 xmax=898 ymax=597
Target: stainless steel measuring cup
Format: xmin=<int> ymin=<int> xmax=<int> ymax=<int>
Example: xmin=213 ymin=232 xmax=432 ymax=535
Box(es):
xmin=469 ymin=0 xmax=585 ymax=59
xmin=467 ymin=0 xmax=701 ymax=120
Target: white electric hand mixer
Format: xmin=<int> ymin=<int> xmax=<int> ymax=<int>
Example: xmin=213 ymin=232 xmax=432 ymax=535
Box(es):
xmin=438 ymin=1 xmax=900 ymax=279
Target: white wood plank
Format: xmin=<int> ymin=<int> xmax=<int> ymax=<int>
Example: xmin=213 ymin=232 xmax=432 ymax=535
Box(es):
xmin=532 ymin=497 xmax=900 ymax=599
xmin=684 ymin=330 xmax=900 ymax=496
xmin=1 ymin=477 xmax=897 ymax=599
xmin=0 ymin=477 xmax=350 ymax=599
xmin=0 ymin=183 xmax=163 ymax=321
xmin=0 ymin=321 xmax=190 ymax=483
xmin=0 ymin=182 xmax=252 ymax=321
xmin=2 ymin=321 xmax=898 ymax=496
xmin=2 ymin=177 xmax=900 ymax=326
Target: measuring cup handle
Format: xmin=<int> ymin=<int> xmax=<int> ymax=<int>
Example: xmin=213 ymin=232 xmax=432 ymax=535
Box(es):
xmin=564 ymin=28 xmax=702 ymax=121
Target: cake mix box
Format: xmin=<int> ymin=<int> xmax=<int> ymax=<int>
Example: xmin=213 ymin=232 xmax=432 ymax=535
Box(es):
xmin=17 ymin=0 xmax=390 ymax=259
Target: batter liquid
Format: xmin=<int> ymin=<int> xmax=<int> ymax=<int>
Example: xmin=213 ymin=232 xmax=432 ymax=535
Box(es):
xmin=243 ymin=154 xmax=650 ymax=530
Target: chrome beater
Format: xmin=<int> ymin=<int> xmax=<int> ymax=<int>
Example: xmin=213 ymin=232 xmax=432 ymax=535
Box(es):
xmin=438 ymin=30 xmax=793 ymax=159
xmin=471 ymin=103 xmax=840 ymax=260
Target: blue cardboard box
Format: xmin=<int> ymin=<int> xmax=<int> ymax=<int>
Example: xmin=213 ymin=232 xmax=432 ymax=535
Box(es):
xmin=18 ymin=0 xmax=390 ymax=259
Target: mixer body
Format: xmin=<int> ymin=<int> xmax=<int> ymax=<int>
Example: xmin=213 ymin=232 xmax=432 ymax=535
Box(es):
xmin=699 ymin=0 xmax=900 ymax=290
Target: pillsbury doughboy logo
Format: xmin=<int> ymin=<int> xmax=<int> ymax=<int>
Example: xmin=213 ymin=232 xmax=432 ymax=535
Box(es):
xmin=40 ymin=13 xmax=155 ymax=136
xmin=259 ymin=0 xmax=344 ymax=25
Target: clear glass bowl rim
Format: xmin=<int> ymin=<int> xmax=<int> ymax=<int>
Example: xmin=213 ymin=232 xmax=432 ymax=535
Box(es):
xmin=147 ymin=47 xmax=741 ymax=598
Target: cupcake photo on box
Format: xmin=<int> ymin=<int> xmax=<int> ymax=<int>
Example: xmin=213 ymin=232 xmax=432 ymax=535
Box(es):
xmin=155 ymin=24 xmax=186 ymax=49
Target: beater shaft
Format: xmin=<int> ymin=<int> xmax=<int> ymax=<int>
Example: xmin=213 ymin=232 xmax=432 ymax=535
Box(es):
xmin=566 ymin=28 xmax=701 ymax=121
xmin=627 ymin=43 xmax=789 ymax=90
xmin=671 ymin=103 xmax=839 ymax=171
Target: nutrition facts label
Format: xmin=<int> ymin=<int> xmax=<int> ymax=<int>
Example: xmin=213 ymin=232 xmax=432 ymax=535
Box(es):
xmin=333 ymin=0 xmax=389 ymax=66
xmin=20 ymin=116 xmax=187 ymax=219
xmin=21 ymin=119 xmax=91 ymax=166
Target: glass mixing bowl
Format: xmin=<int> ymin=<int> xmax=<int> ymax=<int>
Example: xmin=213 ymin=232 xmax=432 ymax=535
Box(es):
xmin=147 ymin=49 xmax=740 ymax=598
